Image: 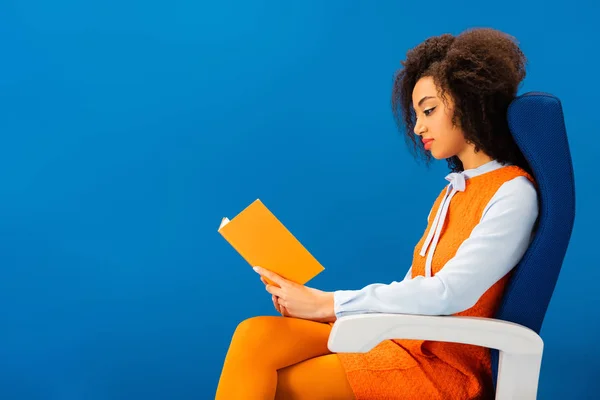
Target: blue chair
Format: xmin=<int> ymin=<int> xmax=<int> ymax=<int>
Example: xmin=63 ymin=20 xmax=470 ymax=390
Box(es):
xmin=328 ymin=92 xmax=576 ymax=400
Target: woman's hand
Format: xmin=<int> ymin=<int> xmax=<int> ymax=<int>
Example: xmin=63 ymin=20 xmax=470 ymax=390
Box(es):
xmin=254 ymin=266 xmax=336 ymax=323
xmin=260 ymin=276 xmax=290 ymax=316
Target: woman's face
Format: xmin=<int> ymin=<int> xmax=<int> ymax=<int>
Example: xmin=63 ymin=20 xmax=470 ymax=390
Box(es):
xmin=411 ymin=76 xmax=468 ymax=160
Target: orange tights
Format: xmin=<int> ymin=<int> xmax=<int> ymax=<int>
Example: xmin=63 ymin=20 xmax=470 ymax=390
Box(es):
xmin=215 ymin=316 xmax=355 ymax=399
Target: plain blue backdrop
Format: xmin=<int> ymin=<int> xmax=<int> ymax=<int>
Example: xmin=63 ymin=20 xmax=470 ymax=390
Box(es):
xmin=0 ymin=0 xmax=598 ymax=398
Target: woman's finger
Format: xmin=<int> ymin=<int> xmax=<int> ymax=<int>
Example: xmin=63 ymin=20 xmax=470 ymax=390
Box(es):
xmin=265 ymin=284 xmax=284 ymax=298
xmin=253 ymin=266 xmax=288 ymax=288
xmin=277 ymin=299 xmax=292 ymax=317
xmin=280 ymin=305 xmax=289 ymax=317
xmin=277 ymin=297 xmax=289 ymax=310
xmin=272 ymin=295 xmax=281 ymax=314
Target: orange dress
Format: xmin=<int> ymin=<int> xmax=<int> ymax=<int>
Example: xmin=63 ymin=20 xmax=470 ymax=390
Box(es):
xmin=336 ymin=166 xmax=534 ymax=399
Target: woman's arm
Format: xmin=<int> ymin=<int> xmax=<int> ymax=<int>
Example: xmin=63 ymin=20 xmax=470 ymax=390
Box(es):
xmin=333 ymin=176 xmax=538 ymax=318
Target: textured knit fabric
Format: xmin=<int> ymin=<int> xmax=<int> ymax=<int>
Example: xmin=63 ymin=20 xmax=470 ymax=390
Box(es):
xmin=336 ymin=165 xmax=535 ymax=400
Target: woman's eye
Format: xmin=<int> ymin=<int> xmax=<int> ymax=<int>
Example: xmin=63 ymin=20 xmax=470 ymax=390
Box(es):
xmin=424 ymin=107 xmax=436 ymax=116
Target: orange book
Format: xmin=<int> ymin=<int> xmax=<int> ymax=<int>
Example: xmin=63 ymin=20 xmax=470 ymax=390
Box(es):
xmin=218 ymin=199 xmax=325 ymax=286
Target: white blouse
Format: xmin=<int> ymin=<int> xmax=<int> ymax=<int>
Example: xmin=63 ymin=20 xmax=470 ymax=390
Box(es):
xmin=333 ymin=160 xmax=539 ymax=318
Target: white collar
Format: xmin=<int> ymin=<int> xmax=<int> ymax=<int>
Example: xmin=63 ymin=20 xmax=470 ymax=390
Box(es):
xmin=445 ymin=160 xmax=507 ymax=192
xmin=463 ymin=159 xmax=506 ymax=178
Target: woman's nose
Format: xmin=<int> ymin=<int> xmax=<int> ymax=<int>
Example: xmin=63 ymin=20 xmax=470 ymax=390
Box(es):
xmin=414 ymin=118 xmax=425 ymax=136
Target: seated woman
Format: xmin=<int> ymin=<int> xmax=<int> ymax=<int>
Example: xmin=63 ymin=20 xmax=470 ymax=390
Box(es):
xmin=215 ymin=27 xmax=539 ymax=400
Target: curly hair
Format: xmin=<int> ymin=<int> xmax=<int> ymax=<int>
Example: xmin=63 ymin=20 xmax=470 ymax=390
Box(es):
xmin=391 ymin=28 xmax=532 ymax=174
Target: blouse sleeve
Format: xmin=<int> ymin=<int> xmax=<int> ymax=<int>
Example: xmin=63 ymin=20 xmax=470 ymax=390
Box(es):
xmin=333 ymin=176 xmax=538 ymax=317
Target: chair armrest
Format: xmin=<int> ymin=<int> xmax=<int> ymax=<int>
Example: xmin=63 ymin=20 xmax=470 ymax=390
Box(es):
xmin=328 ymin=314 xmax=543 ymax=400
xmin=328 ymin=313 xmax=542 ymax=354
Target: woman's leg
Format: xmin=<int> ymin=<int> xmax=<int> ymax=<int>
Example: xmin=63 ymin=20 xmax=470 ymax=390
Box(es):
xmin=275 ymin=353 xmax=355 ymax=399
xmin=215 ymin=316 xmax=353 ymax=399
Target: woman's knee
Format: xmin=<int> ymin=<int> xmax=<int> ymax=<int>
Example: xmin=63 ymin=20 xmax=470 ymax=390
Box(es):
xmin=230 ymin=315 xmax=282 ymax=352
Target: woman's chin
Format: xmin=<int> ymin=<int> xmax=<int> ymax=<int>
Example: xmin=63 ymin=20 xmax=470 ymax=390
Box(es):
xmin=429 ymin=150 xmax=444 ymax=160
xmin=429 ymin=148 xmax=452 ymax=160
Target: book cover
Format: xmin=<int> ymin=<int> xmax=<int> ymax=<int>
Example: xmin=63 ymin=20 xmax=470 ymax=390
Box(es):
xmin=218 ymin=199 xmax=325 ymax=286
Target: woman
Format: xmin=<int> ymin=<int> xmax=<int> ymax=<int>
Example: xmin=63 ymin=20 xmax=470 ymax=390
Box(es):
xmin=215 ymin=27 xmax=539 ymax=399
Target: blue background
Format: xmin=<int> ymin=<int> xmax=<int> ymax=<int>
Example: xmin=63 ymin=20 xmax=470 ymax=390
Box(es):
xmin=0 ymin=0 xmax=597 ymax=398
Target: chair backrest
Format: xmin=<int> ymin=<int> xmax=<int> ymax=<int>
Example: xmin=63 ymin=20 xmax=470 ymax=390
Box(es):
xmin=491 ymin=92 xmax=576 ymax=386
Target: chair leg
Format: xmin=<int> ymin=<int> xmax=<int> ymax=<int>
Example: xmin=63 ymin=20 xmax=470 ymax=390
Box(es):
xmin=495 ymin=351 xmax=543 ymax=400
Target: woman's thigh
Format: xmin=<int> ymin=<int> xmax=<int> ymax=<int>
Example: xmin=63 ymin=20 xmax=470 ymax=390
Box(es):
xmin=228 ymin=316 xmax=334 ymax=369
xmin=275 ymin=354 xmax=355 ymax=400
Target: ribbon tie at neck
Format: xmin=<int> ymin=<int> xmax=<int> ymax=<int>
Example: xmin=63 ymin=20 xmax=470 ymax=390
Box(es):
xmin=418 ymin=171 xmax=468 ymax=271
xmin=445 ymin=172 xmax=466 ymax=192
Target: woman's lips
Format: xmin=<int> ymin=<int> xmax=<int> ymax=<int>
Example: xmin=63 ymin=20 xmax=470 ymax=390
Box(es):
xmin=423 ymin=138 xmax=434 ymax=150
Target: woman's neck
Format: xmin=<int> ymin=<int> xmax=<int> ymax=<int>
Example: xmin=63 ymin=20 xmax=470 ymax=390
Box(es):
xmin=458 ymin=145 xmax=494 ymax=171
